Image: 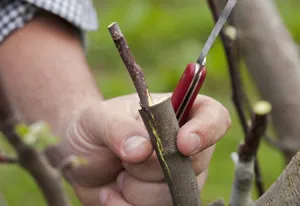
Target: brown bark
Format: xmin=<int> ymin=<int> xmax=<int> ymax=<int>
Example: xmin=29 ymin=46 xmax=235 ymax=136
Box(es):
xmin=108 ymin=22 xmax=201 ymax=205
xmin=207 ymin=0 xmax=265 ymax=196
xmin=229 ymin=0 xmax=300 ymax=163
xmin=254 ymin=152 xmax=300 ymax=205
xmin=140 ymin=98 xmax=201 ymax=206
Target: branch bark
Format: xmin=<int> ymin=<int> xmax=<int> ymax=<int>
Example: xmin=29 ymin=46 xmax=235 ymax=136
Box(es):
xmin=229 ymin=0 xmax=300 ymax=163
xmin=254 ymin=152 xmax=300 ymax=205
xmin=108 ymin=22 xmax=201 ymax=206
xmin=0 ymin=80 xmax=69 ymax=206
xmin=207 ymin=0 xmax=265 ymax=196
xmin=230 ymin=101 xmax=271 ymax=206
xmin=0 ymin=151 xmax=17 ymax=163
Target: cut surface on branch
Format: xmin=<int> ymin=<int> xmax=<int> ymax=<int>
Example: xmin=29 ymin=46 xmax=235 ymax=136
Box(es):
xmin=108 ymin=22 xmax=201 ymax=206
xmin=139 ymin=98 xmax=201 ymax=206
xmin=108 ymin=22 xmax=153 ymax=108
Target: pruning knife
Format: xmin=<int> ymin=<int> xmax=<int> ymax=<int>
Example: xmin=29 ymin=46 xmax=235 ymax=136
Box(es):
xmin=171 ymin=0 xmax=237 ymax=126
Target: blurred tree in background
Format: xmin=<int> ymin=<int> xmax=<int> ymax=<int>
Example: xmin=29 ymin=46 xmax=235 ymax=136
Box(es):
xmin=1 ymin=0 xmax=300 ymax=205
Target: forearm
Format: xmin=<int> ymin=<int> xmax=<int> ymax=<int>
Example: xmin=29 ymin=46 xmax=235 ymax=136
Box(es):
xmin=0 ymin=12 xmax=102 ymax=136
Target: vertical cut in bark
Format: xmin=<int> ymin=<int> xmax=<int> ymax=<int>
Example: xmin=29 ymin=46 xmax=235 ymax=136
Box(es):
xmin=108 ymin=22 xmax=201 ymax=206
xmin=139 ymin=98 xmax=201 ymax=206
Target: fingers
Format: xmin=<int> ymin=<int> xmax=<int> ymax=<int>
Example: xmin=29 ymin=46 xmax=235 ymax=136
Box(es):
xmin=117 ymin=171 xmax=173 ymax=206
xmin=122 ymin=152 xmax=165 ymax=182
xmin=76 ymin=100 xmax=153 ymax=164
xmin=191 ymin=145 xmax=215 ymax=176
xmin=74 ymin=183 xmax=132 ymax=206
xmin=99 ymin=186 xmax=132 ymax=206
xmin=177 ymin=95 xmax=231 ymax=156
xmin=123 ymin=145 xmax=214 ymax=182
xmin=117 ymin=170 xmax=208 ymax=206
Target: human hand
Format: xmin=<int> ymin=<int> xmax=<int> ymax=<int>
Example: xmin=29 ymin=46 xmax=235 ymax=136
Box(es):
xmin=64 ymin=93 xmax=231 ymax=206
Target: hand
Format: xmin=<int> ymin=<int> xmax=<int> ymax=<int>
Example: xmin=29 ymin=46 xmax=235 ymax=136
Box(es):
xmin=64 ymin=93 xmax=231 ymax=206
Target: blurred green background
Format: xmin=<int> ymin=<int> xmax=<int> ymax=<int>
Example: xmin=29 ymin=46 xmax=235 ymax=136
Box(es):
xmin=1 ymin=0 xmax=300 ymax=205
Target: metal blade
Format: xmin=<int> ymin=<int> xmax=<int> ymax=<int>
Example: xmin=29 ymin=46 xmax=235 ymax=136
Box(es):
xmin=197 ymin=0 xmax=237 ymax=65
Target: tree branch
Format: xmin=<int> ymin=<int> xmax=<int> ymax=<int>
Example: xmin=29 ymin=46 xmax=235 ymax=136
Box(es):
xmin=254 ymin=152 xmax=300 ymax=205
xmin=0 ymin=151 xmax=17 ymax=163
xmin=228 ymin=0 xmax=300 ymax=163
xmin=0 ymin=81 xmax=69 ymax=206
xmin=108 ymin=22 xmax=153 ymax=108
xmin=230 ymin=101 xmax=271 ymax=206
xmin=238 ymin=101 xmax=271 ymax=161
xmin=207 ymin=0 xmax=249 ymax=136
xmin=207 ymin=0 xmax=265 ymax=196
xmin=108 ymin=22 xmax=201 ymax=206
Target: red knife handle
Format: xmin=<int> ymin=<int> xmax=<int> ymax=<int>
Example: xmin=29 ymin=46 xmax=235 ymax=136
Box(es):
xmin=171 ymin=62 xmax=206 ymax=127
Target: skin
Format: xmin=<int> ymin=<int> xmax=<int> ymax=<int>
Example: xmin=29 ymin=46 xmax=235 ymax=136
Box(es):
xmin=0 ymin=12 xmax=231 ymax=206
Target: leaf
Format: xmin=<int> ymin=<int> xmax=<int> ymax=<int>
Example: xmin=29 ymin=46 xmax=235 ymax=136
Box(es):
xmin=15 ymin=123 xmax=30 ymax=137
xmin=15 ymin=121 xmax=60 ymax=151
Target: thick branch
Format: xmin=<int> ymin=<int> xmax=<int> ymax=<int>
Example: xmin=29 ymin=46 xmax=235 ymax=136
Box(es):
xmin=229 ymin=0 xmax=300 ymax=163
xmin=108 ymin=22 xmax=201 ymax=206
xmin=207 ymin=0 xmax=265 ymax=196
xmin=230 ymin=101 xmax=271 ymax=205
xmin=230 ymin=153 xmax=255 ymax=206
xmin=140 ymin=98 xmax=201 ymax=206
xmin=255 ymin=152 xmax=300 ymax=205
xmin=0 ymin=82 xmax=69 ymax=206
xmin=207 ymin=0 xmax=249 ymax=136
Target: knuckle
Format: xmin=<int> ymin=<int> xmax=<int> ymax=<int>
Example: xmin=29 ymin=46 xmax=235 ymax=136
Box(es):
xmin=196 ymin=127 xmax=216 ymax=150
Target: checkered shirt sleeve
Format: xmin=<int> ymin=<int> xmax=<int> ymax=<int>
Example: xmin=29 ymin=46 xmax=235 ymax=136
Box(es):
xmin=0 ymin=0 xmax=98 ymax=43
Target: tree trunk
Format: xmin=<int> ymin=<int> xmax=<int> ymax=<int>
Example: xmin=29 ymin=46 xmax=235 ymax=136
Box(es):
xmin=224 ymin=0 xmax=300 ymax=163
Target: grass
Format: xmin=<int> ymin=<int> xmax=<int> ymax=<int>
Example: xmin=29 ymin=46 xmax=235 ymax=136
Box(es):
xmin=0 ymin=0 xmax=298 ymax=205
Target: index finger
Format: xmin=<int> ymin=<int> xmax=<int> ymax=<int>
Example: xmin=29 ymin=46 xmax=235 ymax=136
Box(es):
xmin=176 ymin=95 xmax=231 ymax=156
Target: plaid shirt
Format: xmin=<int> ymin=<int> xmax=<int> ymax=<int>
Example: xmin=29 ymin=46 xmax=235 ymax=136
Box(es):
xmin=0 ymin=0 xmax=98 ymax=43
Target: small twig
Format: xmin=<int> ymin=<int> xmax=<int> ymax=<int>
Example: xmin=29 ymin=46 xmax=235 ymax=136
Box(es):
xmin=0 ymin=81 xmax=69 ymax=206
xmin=207 ymin=0 xmax=265 ymax=196
xmin=229 ymin=101 xmax=271 ymax=206
xmin=239 ymin=101 xmax=271 ymax=161
xmin=108 ymin=22 xmax=201 ymax=206
xmin=108 ymin=22 xmax=153 ymax=108
xmin=207 ymin=0 xmax=249 ymax=135
xmin=0 ymin=152 xmax=17 ymax=163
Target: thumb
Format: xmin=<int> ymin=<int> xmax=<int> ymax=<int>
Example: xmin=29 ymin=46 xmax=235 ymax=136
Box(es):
xmin=77 ymin=102 xmax=153 ymax=164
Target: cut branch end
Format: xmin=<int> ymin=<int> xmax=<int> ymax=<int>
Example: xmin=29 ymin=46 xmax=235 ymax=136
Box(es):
xmin=253 ymin=101 xmax=272 ymax=116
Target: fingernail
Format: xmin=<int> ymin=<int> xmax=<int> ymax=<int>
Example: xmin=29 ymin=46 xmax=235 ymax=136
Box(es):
xmin=99 ymin=190 xmax=108 ymax=204
xmin=123 ymin=136 xmax=148 ymax=155
xmin=187 ymin=133 xmax=201 ymax=154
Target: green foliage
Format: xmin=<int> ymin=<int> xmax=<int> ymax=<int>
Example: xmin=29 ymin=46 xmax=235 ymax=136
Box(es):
xmin=15 ymin=121 xmax=59 ymax=151
xmin=0 ymin=0 xmax=299 ymax=205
